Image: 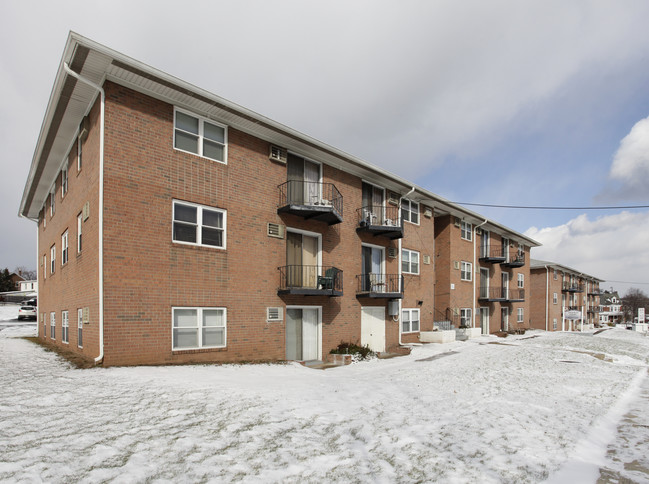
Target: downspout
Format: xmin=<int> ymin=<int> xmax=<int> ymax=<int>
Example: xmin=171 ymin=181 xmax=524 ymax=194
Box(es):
xmin=543 ymin=265 xmax=549 ymax=331
xmin=398 ymin=186 xmax=416 ymax=346
xmin=473 ymin=219 xmax=488 ymax=332
xmin=63 ymin=63 xmax=104 ymax=364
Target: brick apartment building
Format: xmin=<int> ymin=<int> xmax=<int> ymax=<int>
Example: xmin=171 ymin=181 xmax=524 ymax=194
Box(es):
xmin=19 ymin=33 xmax=539 ymax=366
xmin=529 ymin=259 xmax=602 ymax=332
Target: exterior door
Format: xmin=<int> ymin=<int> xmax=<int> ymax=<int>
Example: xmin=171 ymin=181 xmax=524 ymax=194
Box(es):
xmin=286 ymin=308 xmax=320 ymax=361
xmin=480 ymin=307 xmax=489 ymax=334
xmin=480 ymin=230 xmax=489 ymax=258
xmin=501 ymin=307 xmax=509 ymax=332
xmin=502 ymin=272 xmax=509 ymax=299
xmin=287 ymin=154 xmax=320 ymax=205
xmin=287 ymin=232 xmax=318 ymax=288
xmin=361 ymin=306 xmax=386 ymax=352
xmin=480 ymin=268 xmax=489 ymax=299
xmin=362 ymin=245 xmax=383 ymax=292
xmin=362 ymin=182 xmax=384 ymax=224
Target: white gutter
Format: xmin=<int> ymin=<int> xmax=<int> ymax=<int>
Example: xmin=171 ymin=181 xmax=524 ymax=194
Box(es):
xmin=63 ymin=63 xmax=105 ymax=364
xmin=473 ymin=219 xmax=488 ymax=332
xmin=544 ymin=265 xmax=549 ymax=331
xmin=398 ymin=186 xmax=415 ymax=346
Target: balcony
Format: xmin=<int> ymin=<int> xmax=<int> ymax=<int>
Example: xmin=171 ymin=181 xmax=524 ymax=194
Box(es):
xmin=356 ymin=273 xmax=403 ymax=299
xmin=562 ymin=283 xmax=584 ymax=293
xmin=478 ymin=287 xmax=525 ymax=302
xmin=587 ymin=306 xmax=600 ymax=313
xmin=478 ymin=247 xmax=507 ymax=263
xmin=356 ymin=205 xmax=403 ymax=240
xmin=500 ymin=252 xmax=525 ymax=268
xmin=277 ymin=181 xmax=343 ymax=225
xmin=278 ymin=265 xmax=343 ymax=297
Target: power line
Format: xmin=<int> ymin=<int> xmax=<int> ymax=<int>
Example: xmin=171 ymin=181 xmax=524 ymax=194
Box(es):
xmin=455 ymin=202 xmax=649 ymax=210
xmin=602 ymin=280 xmax=649 ymax=285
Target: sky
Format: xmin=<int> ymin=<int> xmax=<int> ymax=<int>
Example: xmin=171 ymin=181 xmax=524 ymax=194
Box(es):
xmin=2 ymin=1 xmax=649 ymax=294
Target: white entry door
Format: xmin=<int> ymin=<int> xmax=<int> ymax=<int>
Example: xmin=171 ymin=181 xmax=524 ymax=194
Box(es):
xmin=361 ymin=306 xmax=386 ymax=353
xmin=480 ymin=307 xmax=489 ymax=335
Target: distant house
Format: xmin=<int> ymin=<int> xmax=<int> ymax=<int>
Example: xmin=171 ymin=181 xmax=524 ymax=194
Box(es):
xmin=9 ymin=272 xmax=25 ymax=291
xmin=19 ymin=280 xmax=38 ymax=293
xmin=529 ymin=260 xmax=602 ymax=332
xmin=599 ymin=291 xmax=623 ymax=325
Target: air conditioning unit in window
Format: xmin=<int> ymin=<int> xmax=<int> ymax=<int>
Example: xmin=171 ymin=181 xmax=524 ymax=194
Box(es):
xmin=269 ymin=145 xmax=287 ymax=164
xmin=453 ymin=261 xmax=460 ymax=270
xmin=454 ymin=217 xmax=461 ymax=227
xmin=267 ymin=222 xmax=285 ymax=239
xmin=423 ymin=206 xmax=433 ymax=218
xmin=82 ymin=307 xmax=90 ymax=324
xmin=387 ymin=247 xmax=398 ymax=259
xmin=388 ymin=192 xmax=399 ymax=206
xmin=267 ymin=307 xmax=283 ymax=322
xmin=82 ymin=201 xmax=90 ymax=221
xmin=423 ymin=255 xmax=431 ymax=265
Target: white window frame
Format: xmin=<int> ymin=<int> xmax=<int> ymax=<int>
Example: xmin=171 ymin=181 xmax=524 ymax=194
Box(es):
xmin=43 ymin=254 xmax=47 ymax=280
xmin=173 ymin=108 xmax=228 ymax=164
xmin=77 ymin=308 xmax=83 ymax=348
xmin=50 ymin=245 xmax=56 ymax=274
xmin=50 ymin=312 xmax=55 ymax=339
xmin=461 ymin=221 xmax=472 ymax=241
xmin=401 ymin=199 xmax=419 ymax=225
xmin=517 ymin=273 xmax=524 ymax=288
xmin=461 ymin=261 xmax=472 ymax=281
xmin=460 ymin=308 xmax=472 ymax=327
xmin=517 ymin=308 xmax=524 ymax=323
xmin=61 ymin=164 xmax=68 ymax=197
xmin=61 ymin=231 xmax=69 ymax=266
xmin=172 ymin=200 xmax=227 ymax=250
xmin=50 ymin=188 xmax=55 ymax=217
xmin=402 ymin=308 xmax=420 ymax=333
xmin=77 ymin=213 xmax=83 ymax=254
xmin=62 ymin=310 xmax=69 ymax=344
xmin=77 ymin=136 xmax=83 ymax=172
xmin=172 ymin=307 xmax=227 ymax=351
xmin=553 ymin=292 xmax=558 ymax=305
xmin=402 ymin=248 xmax=420 ymax=275
xmin=553 ymin=269 xmax=557 ymax=280
xmin=553 ymin=318 xmax=557 ymax=330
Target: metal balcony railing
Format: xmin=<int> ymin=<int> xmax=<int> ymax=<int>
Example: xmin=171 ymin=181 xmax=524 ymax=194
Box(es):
xmin=356 ymin=273 xmax=403 ymax=297
xmin=479 ymin=246 xmax=506 ymax=262
xmin=277 ymin=181 xmax=343 ymax=224
xmin=562 ymin=283 xmax=584 ymax=293
xmin=356 ymin=205 xmax=404 ymax=239
xmin=478 ymin=287 xmax=525 ymax=301
xmin=278 ymin=265 xmax=343 ymax=296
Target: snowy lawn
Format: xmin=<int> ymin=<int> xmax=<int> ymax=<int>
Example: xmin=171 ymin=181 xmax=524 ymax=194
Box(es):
xmin=1 ymin=326 xmax=647 ymax=483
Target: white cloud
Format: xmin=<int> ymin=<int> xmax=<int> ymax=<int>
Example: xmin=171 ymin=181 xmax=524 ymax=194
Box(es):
xmin=604 ymin=116 xmax=649 ymax=200
xmin=525 ymin=211 xmax=649 ymax=294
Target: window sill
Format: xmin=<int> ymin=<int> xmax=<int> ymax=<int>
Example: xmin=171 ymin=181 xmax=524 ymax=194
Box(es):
xmin=172 ymin=346 xmax=227 ymax=355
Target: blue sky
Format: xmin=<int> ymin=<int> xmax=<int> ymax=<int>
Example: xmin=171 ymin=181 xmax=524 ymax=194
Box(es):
xmin=2 ymin=1 xmax=649 ymax=294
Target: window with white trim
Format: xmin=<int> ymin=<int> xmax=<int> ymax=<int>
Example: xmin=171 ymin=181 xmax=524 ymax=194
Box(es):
xmin=50 ymin=189 xmax=55 ymax=217
xmin=401 ymin=199 xmax=419 ymax=224
xmin=61 ymin=165 xmax=68 ymax=197
xmin=50 ymin=245 xmax=56 ymax=274
xmin=172 ymin=307 xmax=226 ymax=350
xmin=461 ymin=261 xmax=472 ymax=281
xmin=62 ymin=310 xmax=69 ymax=344
xmin=173 ymin=200 xmax=226 ymax=249
xmin=77 ymin=213 xmax=83 ymax=253
xmin=517 ymin=273 xmax=524 ymax=288
xmin=174 ymin=109 xmax=227 ymax=163
xmin=402 ymin=308 xmax=420 ymax=333
xmin=402 ymin=249 xmax=419 ymax=274
xmin=553 ymin=269 xmax=557 ymax=280
xmin=43 ymin=254 xmax=47 ymax=280
xmin=517 ymin=308 xmax=524 ymax=323
xmin=460 ymin=308 xmax=472 ymax=327
xmin=553 ymin=292 xmax=558 ymax=304
xmin=61 ymin=231 xmax=68 ymax=266
xmin=77 ymin=136 xmax=83 ymax=172
xmin=78 ymin=308 xmax=83 ymax=348
xmin=553 ymin=318 xmax=557 ymax=330
xmin=42 ymin=313 xmax=46 ymax=337
xmin=50 ymin=312 xmax=55 ymax=339
xmin=461 ymin=221 xmax=472 ymax=241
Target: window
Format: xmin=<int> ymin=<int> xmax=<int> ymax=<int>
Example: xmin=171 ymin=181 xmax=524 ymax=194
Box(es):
xmin=402 ymin=249 xmax=419 ymax=274
xmin=553 ymin=269 xmax=557 ymax=280
xmin=78 ymin=308 xmax=83 ymax=348
xmin=517 ymin=308 xmax=524 ymax=323
xmin=553 ymin=293 xmax=558 ymax=305
xmin=172 ymin=307 xmax=226 ymax=350
xmin=42 ymin=313 xmax=46 ymax=337
xmin=43 ymin=255 xmax=47 ymax=280
xmin=77 ymin=213 xmax=83 ymax=253
xmin=61 ymin=231 xmax=68 ymax=266
xmin=50 ymin=245 xmax=56 ymax=274
xmin=50 ymin=189 xmax=55 ymax=217
xmin=517 ymin=273 xmax=524 ymax=288
xmin=61 ymin=164 xmax=68 ymax=197
xmin=460 ymin=308 xmax=472 ymax=327
xmin=173 ymin=200 xmax=226 ymax=249
xmin=402 ymin=309 xmax=420 ymax=333
xmin=401 ymin=199 xmax=419 ymax=224
xmin=50 ymin=312 xmax=55 ymax=339
xmin=77 ymin=137 xmax=82 ymax=172
xmin=62 ymin=311 xmax=69 ymax=344
xmin=174 ymin=109 xmax=227 ymax=163
xmin=461 ymin=261 xmax=472 ymax=281
xmin=553 ymin=318 xmax=557 ymax=330
xmin=461 ymin=221 xmax=472 ymax=241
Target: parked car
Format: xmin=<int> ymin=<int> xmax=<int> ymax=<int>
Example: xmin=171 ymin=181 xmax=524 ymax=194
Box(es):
xmin=18 ymin=305 xmax=37 ymax=321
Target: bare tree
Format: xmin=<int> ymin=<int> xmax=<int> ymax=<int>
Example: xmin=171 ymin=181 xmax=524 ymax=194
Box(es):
xmin=621 ymin=288 xmax=649 ymax=322
xmin=13 ymin=266 xmax=37 ymax=281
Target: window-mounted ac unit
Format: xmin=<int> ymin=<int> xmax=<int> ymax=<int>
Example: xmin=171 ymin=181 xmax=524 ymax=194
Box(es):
xmin=453 ymin=261 xmax=460 ymax=270
xmin=454 ymin=217 xmax=461 ymax=227
xmin=82 ymin=307 xmax=90 ymax=324
xmin=388 ymin=192 xmax=399 ymax=206
xmin=387 ymin=247 xmax=398 ymax=259
xmin=423 ymin=255 xmax=431 ymax=265
xmin=82 ymin=201 xmax=90 ymax=221
xmin=269 ymin=145 xmax=287 ymax=164
xmin=79 ymin=116 xmax=89 ymax=141
xmin=452 ymin=308 xmax=460 ymax=316
xmin=267 ymin=223 xmax=285 ymax=239
xmin=423 ymin=207 xmax=433 ymax=218
xmin=267 ymin=307 xmax=283 ymax=322
xmin=476 ymin=227 xmax=483 ymax=235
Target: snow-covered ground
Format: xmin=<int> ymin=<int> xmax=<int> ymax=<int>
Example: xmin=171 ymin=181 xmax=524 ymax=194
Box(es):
xmin=0 ymin=325 xmax=647 ymax=483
